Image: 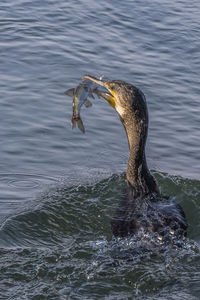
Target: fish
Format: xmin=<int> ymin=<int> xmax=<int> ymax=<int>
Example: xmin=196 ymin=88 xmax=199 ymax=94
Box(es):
xmin=65 ymin=76 xmax=103 ymax=133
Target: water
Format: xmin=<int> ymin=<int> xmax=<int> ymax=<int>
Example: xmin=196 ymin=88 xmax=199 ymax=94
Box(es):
xmin=0 ymin=0 xmax=200 ymax=299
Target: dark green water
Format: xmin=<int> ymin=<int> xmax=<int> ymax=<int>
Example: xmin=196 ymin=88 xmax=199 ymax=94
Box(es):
xmin=0 ymin=173 xmax=200 ymax=299
xmin=0 ymin=0 xmax=200 ymax=299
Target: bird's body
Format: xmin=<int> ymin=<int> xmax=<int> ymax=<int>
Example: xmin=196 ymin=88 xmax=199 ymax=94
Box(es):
xmin=82 ymin=75 xmax=187 ymax=240
xmin=111 ymin=188 xmax=187 ymax=239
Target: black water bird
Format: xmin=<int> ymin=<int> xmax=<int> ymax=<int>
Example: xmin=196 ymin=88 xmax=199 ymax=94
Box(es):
xmin=83 ymin=75 xmax=187 ymax=240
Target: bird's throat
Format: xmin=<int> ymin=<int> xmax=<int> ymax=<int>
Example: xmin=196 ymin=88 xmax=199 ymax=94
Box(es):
xmin=123 ymin=115 xmax=159 ymax=198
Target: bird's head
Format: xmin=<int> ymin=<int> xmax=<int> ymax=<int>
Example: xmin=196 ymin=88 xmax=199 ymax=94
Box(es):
xmin=82 ymin=75 xmax=148 ymax=127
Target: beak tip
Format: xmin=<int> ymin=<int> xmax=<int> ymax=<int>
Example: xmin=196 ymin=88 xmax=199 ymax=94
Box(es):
xmin=82 ymin=74 xmax=92 ymax=81
xmin=82 ymin=74 xmax=87 ymax=80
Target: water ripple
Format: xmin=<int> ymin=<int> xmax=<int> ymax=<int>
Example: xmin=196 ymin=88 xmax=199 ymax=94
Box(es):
xmin=0 ymin=173 xmax=58 ymax=190
xmin=1 ymin=0 xmax=200 ymax=298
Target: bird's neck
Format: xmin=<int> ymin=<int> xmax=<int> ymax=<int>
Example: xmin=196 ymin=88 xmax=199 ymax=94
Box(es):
xmin=123 ymin=115 xmax=159 ymax=198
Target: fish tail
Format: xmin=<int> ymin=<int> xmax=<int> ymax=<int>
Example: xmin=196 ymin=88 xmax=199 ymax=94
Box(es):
xmin=71 ymin=116 xmax=85 ymax=133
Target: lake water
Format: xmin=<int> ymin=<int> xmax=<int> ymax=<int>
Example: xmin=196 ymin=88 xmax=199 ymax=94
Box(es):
xmin=0 ymin=0 xmax=200 ymax=299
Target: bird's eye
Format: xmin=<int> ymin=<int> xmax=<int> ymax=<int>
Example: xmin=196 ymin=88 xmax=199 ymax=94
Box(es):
xmin=110 ymin=84 xmax=115 ymax=91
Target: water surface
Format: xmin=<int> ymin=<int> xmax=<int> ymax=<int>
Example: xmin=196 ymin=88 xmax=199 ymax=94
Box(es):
xmin=0 ymin=0 xmax=200 ymax=299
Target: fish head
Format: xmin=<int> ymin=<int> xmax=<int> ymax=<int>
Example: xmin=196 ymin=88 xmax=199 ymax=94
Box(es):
xmin=82 ymin=75 xmax=148 ymax=122
xmin=82 ymin=75 xmax=116 ymax=108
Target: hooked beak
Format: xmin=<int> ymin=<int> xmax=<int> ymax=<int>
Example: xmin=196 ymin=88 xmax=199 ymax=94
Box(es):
xmin=82 ymin=75 xmax=116 ymax=108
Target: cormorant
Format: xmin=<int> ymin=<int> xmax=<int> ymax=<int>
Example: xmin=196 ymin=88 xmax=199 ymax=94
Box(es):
xmin=83 ymin=75 xmax=187 ymax=240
